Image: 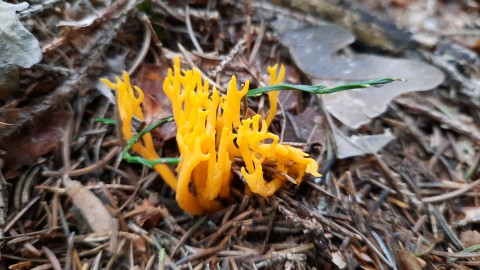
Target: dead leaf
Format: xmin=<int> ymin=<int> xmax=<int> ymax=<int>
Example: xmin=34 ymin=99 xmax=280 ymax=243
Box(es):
xmin=327 ymin=113 xmax=395 ymax=159
xmin=64 ymin=177 xmax=113 ymax=232
xmin=460 ymin=230 xmax=480 ymax=248
xmin=277 ymin=90 xmax=298 ymax=112
xmin=133 ymin=199 xmax=162 ymax=229
xmin=135 ymin=64 xmax=177 ymax=146
xmin=0 ymin=109 xmax=71 ymax=171
xmin=292 ymin=106 xmax=326 ymax=144
xmin=395 ymin=249 xmax=425 ymax=270
xmin=273 ymin=21 xmax=444 ymax=129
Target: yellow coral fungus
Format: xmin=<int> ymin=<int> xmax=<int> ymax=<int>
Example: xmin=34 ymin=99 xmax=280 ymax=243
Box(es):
xmin=100 ymin=73 xmax=177 ymax=190
xmin=103 ymin=57 xmax=320 ymax=215
xmin=265 ymin=64 xmax=285 ymax=127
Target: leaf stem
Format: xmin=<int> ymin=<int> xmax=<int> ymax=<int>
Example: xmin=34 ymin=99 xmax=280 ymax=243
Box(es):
xmin=121 ymin=116 xmax=180 ymax=167
xmin=247 ymin=78 xmax=401 ymax=97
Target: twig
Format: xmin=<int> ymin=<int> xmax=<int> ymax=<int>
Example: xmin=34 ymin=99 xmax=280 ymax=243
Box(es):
xmin=171 ymin=215 xmax=208 ymax=257
xmin=422 ymin=179 xmax=480 ymax=203
xmin=185 ymin=5 xmax=204 ymax=54
xmin=128 ymin=14 xmax=152 ymax=75
xmin=5 ymin=196 xmax=40 ymax=232
xmin=175 ymin=244 xmax=227 ymax=265
xmin=208 ymin=38 xmax=246 ymax=78
xmin=248 ymin=20 xmax=266 ymax=65
xmin=178 ymin=43 xmax=226 ymax=92
xmin=42 ymin=146 xmax=120 ymax=177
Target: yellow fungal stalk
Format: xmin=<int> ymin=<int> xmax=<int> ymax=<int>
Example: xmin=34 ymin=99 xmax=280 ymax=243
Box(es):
xmin=103 ymin=57 xmax=320 ymax=215
xmin=100 ymin=73 xmax=177 ymax=190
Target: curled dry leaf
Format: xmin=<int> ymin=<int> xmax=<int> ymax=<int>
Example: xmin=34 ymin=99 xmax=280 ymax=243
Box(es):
xmin=274 ymin=21 xmax=444 ymax=129
xmin=63 ymin=177 xmax=113 ymax=232
xmin=133 ymin=199 xmax=162 ymax=229
xmin=292 ymin=106 xmax=326 ymax=144
xmin=332 ymin=126 xmax=395 ymax=159
xmin=395 ymin=249 xmax=425 ymax=270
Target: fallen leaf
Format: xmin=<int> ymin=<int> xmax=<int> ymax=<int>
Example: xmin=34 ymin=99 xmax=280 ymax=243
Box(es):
xmin=292 ymin=106 xmax=326 ymax=144
xmin=277 ymin=90 xmax=298 ymax=112
xmin=395 ymin=249 xmax=425 ymax=270
xmin=135 ymin=65 xmax=177 ymax=146
xmin=274 ymin=21 xmax=444 ymax=129
xmin=64 ymin=177 xmax=113 ymax=233
xmin=0 ymin=1 xmax=28 ymax=11
xmin=133 ymin=199 xmax=162 ymax=229
xmin=0 ymin=109 xmax=71 ymax=171
xmin=329 ymin=116 xmax=395 ymax=159
xmin=460 ymin=230 xmax=480 ymax=248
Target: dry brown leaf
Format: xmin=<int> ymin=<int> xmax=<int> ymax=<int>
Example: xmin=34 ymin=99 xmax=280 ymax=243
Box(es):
xmin=293 ymin=106 xmax=326 ymax=144
xmin=395 ymin=249 xmax=425 ymax=270
xmin=133 ymin=199 xmax=162 ymax=229
xmin=460 ymin=230 xmax=480 ymax=248
xmin=0 ymin=109 xmax=71 ymax=172
xmin=135 ymin=64 xmax=177 ymax=146
xmin=64 ymin=177 xmax=113 ymax=233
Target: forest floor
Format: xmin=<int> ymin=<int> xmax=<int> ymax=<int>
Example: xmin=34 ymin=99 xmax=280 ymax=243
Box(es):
xmin=1 ymin=0 xmax=480 ymax=269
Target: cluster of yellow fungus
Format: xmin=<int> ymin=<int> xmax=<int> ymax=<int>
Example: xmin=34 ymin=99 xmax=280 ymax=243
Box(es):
xmin=103 ymin=56 xmax=320 ymax=215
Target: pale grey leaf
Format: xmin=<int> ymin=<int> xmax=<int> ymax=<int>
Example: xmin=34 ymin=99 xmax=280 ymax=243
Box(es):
xmin=334 ymin=128 xmax=395 ymax=159
xmin=279 ymin=24 xmax=444 ymax=129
